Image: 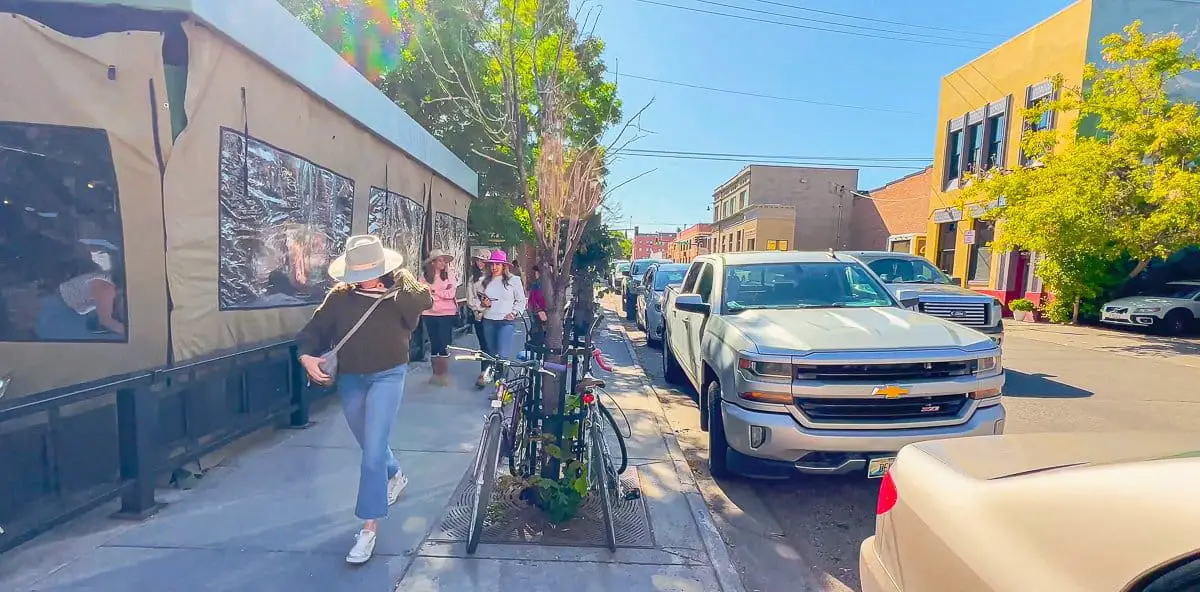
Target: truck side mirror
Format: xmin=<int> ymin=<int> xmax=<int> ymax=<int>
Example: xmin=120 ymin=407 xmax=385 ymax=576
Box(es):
xmin=675 ymin=294 xmax=710 ymax=315
xmin=896 ymin=289 xmax=920 ymax=310
xmin=949 ymin=276 xmax=963 ymax=287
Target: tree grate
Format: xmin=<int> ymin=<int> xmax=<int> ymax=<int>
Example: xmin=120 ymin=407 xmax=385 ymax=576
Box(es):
xmin=429 ymin=467 xmax=655 ymax=548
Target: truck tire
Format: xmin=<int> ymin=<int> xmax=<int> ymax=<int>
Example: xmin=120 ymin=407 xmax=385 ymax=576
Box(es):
xmin=706 ymin=381 xmax=732 ymax=479
xmin=662 ymin=334 xmax=686 ymax=386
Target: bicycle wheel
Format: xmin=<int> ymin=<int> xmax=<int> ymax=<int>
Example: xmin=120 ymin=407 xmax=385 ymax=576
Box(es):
xmin=467 ymin=414 xmax=503 ymax=555
xmin=507 ymin=395 xmax=533 ymax=477
xmin=590 ymin=422 xmax=618 ymax=551
xmin=598 ymin=402 xmax=629 ymax=475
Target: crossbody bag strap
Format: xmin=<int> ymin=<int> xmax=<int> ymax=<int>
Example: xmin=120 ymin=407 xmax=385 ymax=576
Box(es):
xmin=329 ymin=287 xmax=401 ymax=355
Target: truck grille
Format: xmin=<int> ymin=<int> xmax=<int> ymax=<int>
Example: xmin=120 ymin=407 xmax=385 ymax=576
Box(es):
xmin=794 ymin=360 xmax=974 ymax=382
xmin=919 ymin=301 xmax=988 ymax=327
xmin=795 ymin=394 xmax=968 ymax=422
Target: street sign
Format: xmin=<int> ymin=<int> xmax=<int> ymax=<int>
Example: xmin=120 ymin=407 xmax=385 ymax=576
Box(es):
xmin=964 ymin=230 xmax=976 ymax=245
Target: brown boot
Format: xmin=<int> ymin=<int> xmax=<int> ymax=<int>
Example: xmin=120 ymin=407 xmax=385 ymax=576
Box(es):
xmin=430 ymin=355 xmax=449 ymax=387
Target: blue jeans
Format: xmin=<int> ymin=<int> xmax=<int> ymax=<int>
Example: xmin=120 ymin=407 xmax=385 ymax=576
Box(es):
xmin=480 ymin=319 xmax=517 ymax=369
xmin=336 ymin=363 xmax=408 ymax=520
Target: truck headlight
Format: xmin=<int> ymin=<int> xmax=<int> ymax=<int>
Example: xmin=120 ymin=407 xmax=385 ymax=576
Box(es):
xmin=737 ymin=358 xmax=792 ymax=379
xmin=1134 ymin=307 xmax=1161 ymax=313
xmin=973 ymin=355 xmax=1002 ymax=378
xmin=990 ymin=299 xmax=1003 ymax=324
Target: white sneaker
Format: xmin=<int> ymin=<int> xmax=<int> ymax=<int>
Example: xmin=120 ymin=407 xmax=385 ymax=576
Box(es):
xmin=387 ymin=472 xmax=409 ymax=506
xmin=346 ymin=529 xmax=376 ymax=564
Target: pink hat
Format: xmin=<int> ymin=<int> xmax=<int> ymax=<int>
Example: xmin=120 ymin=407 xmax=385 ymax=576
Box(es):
xmin=487 ymin=249 xmax=510 ymax=265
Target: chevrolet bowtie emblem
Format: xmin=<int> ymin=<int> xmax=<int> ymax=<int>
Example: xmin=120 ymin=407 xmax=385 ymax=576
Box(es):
xmin=873 ymin=385 xmax=909 ymax=399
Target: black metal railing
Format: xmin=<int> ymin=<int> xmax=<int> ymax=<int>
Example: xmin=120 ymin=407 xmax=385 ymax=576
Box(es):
xmin=0 ymin=340 xmax=328 ymax=555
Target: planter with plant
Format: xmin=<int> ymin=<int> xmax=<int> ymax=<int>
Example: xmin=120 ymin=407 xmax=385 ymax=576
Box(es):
xmin=1009 ymin=298 xmax=1035 ymax=321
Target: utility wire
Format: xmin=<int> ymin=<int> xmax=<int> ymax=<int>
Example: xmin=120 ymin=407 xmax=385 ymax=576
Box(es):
xmin=681 ymin=0 xmax=996 ymax=45
xmin=617 ymin=151 xmax=930 ymax=170
xmin=617 ymin=72 xmax=924 ymax=115
xmin=629 ymin=0 xmax=992 ymax=50
xmin=625 ymin=148 xmax=932 ymax=162
xmin=742 ymin=0 xmax=1005 ymax=39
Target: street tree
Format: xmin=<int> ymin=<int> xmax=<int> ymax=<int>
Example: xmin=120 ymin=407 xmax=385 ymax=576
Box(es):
xmin=962 ymin=21 xmax=1200 ymax=322
xmin=412 ymin=0 xmax=637 ymax=355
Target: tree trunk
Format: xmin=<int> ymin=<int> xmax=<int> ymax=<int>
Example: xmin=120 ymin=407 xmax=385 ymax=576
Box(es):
xmin=1127 ymin=258 xmax=1150 ymax=279
xmin=1072 ymin=297 xmax=1081 ymax=325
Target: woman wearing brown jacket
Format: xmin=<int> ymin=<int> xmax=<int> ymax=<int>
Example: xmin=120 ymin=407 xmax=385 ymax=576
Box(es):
xmin=295 ymin=235 xmax=432 ymax=565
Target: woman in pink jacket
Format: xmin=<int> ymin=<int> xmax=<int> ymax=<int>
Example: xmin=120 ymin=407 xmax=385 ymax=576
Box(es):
xmin=421 ymin=250 xmax=459 ymax=386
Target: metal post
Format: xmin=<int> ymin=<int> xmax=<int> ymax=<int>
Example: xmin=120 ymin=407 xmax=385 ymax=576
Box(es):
xmin=114 ymin=385 xmax=163 ymax=519
xmin=288 ymin=345 xmax=312 ymax=428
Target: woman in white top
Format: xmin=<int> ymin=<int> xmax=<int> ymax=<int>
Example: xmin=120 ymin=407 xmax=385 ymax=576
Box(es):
xmin=469 ymin=249 xmax=527 ymax=387
xmin=35 ymin=256 xmax=125 ymax=341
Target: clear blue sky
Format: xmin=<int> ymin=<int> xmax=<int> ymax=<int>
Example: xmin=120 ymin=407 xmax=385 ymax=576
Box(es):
xmin=591 ymin=0 xmax=1074 ymax=233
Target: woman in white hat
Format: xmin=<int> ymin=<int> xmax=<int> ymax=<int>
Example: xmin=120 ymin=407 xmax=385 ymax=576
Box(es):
xmin=469 ymin=249 xmax=528 ymax=388
xmin=420 ymin=249 xmax=457 ymax=386
xmin=295 ymin=235 xmax=432 ymax=565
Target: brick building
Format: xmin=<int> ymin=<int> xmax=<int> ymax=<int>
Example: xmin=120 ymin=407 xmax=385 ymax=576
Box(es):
xmin=846 ymin=166 xmax=932 ymax=255
xmin=667 ymin=223 xmax=713 ymax=263
xmin=633 ymin=230 xmax=675 ymax=259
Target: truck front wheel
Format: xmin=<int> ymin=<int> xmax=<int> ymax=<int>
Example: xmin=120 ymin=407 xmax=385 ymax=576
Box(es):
xmin=706 ymin=381 xmax=732 ymax=479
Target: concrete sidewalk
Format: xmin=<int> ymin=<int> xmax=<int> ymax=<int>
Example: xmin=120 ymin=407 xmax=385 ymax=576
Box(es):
xmin=0 ymin=320 xmax=743 ymax=592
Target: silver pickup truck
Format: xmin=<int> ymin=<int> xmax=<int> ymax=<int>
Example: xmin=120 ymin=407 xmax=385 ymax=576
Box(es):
xmin=661 ymin=251 xmax=1006 ymax=480
xmin=841 ymin=251 xmax=1004 ymax=346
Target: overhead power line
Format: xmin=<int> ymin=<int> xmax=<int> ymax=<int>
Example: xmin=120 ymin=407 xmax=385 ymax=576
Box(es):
xmin=741 ymin=0 xmax=1005 ymax=40
xmin=617 ymin=72 xmax=924 ymax=115
xmin=682 ymin=0 xmax=995 ymax=45
xmin=625 ymin=148 xmax=931 ymax=162
xmin=618 ymin=151 xmax=930 ymax=170
xmin=630 ymin=0 xmax=993 ymax=50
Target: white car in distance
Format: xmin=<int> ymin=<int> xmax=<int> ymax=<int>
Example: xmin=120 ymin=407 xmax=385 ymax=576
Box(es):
xmin=1100 ymin=281 xmax=1200 ymax=335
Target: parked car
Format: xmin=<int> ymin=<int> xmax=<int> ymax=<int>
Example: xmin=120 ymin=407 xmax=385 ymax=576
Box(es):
xmin=623 ymin=258 xmax=670 ymax=320
xmin=660 ymin=251 xmax=1005 ymax=479
xmin=860 ymin=431 xmax=1200 ymax=592
xmin=843 ymin=251 xmax=1004 ymax=346
xmin=609 ymin=260 xmax=630 ymax=290
xmin=635 ymin=262 xmax=689 ymax=346
xmin=1100 ymin=280 xmax=1200 ymax=335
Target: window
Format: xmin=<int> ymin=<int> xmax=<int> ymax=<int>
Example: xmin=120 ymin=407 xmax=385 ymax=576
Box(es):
xmin=747 ymin=238 xmax=756 ymax=251
xmin=968 ymin=220 xmax=996 ymax=283
xmin=867 ymin=257 xmax=953 ymax=285
xmin=937 ymin=222 xmax=958 ymax=275
xmin=1022 ymin=82 xmax=1057 ymax=166
xmin=945 ymin=128 xmax=963 ymax=181
xmin=985 ymin=113 xmax=1006 ymax=168
xmin=889 ymin=239 xmax=911 ymax=253
xmin=964 ymin=122 xmax=983 ymax=173
xmin=653 ymin=267 xmax=688 ymax=290
xmin=696 ymin=264 xmax=714 ymax=303
xmin=221 ymin=129 xmax=354 ymax=310
xmin=739 ymin=190 xmax=748 ymax=209
xmin=722 ymin=262 xmax=893 ymax=311
xmin=778 ymin=240 xmax=789 ymax=251
xmin=766 ymin=240 xmax=778 ymax=251
xmin=735 ymin=230 xmax=743 ymax=251
xmin=681 ymin=262 xmax=704 ymax=293
xmin=0 ymin=122 xmax=128 ymax=343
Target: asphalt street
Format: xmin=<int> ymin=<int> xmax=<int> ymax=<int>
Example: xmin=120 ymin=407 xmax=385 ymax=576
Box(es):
xmin=603 ymin=295 xmax=1200 ymax=592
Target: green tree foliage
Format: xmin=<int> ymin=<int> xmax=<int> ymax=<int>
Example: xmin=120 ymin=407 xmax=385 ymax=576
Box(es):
xmin=962 ymin=21 xmax=1200 ymax=321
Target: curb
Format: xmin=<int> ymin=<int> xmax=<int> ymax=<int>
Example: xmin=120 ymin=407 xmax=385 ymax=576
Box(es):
xmin=604 ymin=317 xmax=747 ymax=592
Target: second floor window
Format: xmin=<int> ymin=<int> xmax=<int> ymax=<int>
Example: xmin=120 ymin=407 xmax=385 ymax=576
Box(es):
xmin=964 ymin=122 xmax=983 ymax=173
xmin=946 ymin=129 xmax=963 ymax=182
xmin=986 ymin=113 xmax=1006 ymax=168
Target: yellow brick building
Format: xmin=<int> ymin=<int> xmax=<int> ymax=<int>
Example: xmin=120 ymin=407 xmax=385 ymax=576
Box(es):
xmin=925 ymin=0 xmax=1200 ymax=309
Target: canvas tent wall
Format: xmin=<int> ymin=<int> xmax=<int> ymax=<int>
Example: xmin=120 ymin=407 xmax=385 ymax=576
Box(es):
xmin=0 ymin=0 xmax=478 ymax=400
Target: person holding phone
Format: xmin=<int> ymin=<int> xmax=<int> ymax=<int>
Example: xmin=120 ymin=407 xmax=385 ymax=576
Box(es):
xmin=469 ymin=249 xmax=527 ymax=388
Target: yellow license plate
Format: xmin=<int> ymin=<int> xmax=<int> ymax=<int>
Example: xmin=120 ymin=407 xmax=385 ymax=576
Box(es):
xmin=867 ymin=457 xmax=895 ymax=479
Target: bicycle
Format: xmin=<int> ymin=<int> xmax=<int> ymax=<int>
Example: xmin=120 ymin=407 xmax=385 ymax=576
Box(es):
xmin=450 ymin=345 xmax=558 ymax=554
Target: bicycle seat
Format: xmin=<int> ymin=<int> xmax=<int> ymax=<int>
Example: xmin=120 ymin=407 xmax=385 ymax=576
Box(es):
xmin=577 ymin=376 xmax=606 ymax=390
